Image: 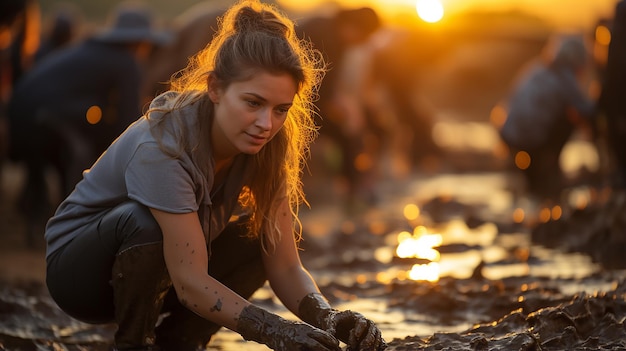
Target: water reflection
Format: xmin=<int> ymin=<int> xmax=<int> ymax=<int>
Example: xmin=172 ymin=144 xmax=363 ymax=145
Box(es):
xmin=372 ymin=171 xmax=610 ymax=287
xmin=392 ymin=226 xmax=443 ymax=282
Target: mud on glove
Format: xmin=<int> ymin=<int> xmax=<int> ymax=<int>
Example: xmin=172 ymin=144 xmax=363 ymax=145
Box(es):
xmin=298 ymin=293 xmax=387 ymax=351
xmin=237 ymin=304 xmax=341 ymax=351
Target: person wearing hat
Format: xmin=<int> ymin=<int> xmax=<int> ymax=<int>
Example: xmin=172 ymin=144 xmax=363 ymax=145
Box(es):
xmin=6 ymin=3 xmax=171 ymax=245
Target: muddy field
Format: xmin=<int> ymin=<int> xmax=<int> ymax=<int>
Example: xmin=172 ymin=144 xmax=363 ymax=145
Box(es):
xmin=2 ymin=145 xmax=626 ymax=351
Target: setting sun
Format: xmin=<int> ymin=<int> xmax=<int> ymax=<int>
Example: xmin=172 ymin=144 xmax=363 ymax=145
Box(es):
xmin=415 ymin=0 xmax=444 ymax=23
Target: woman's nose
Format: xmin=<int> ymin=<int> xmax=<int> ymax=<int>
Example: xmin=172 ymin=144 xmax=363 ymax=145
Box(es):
xmin=255 ymin=109 xmax=272 ymax=130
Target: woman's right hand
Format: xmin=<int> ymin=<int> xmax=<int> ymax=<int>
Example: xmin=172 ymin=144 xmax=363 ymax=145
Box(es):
xmin=237 ymin=304 xmax=341 ymax=350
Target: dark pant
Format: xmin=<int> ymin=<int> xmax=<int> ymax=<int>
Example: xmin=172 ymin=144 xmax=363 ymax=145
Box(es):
xmin=46 ymin=201 xmax=266 ymax=349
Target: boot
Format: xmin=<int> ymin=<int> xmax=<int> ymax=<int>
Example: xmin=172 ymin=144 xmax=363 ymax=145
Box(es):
xmin=111 ymin=242 xmax=172 ymax=350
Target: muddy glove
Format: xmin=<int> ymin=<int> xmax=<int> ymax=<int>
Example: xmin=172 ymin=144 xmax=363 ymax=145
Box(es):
xmin=237 ymin=304 xmax=341 ymax=351
xmin=299 ymin=293 xmax=387 ymax=351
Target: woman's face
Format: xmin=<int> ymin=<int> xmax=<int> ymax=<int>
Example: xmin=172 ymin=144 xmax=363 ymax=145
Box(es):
xmin=209 ymin=71 xmax=297 ymax=161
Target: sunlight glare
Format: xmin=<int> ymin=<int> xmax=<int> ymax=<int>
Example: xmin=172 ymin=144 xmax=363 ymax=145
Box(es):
xmin=415 ymin=0 xmax=444 ymax=23
xmin=396 ymin=233 xmax=442 ymax=261
xmin=409 ymin=262 xmax=440 ymax=282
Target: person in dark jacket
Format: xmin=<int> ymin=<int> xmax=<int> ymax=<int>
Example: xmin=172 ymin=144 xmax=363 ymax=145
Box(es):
xmin=34 ymin=6 xmax=80 ymax=62
xmin=0 ymin=0 xmax=40 ymax=187
xmin=499 ymin=36 xmax=595 ymax=201
xmin=7 ymin=3 xmax=170 ymax=245
xmin=598 ymin=0 xmax=626 ymax=188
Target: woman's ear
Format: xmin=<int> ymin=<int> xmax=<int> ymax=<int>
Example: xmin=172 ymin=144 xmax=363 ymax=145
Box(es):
xmin=207 ymin=73 xmax=221 ymax=104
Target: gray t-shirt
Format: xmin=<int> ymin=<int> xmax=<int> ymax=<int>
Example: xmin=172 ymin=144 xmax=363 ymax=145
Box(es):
xmin=44 ymin=91 xmax=252 ymax=259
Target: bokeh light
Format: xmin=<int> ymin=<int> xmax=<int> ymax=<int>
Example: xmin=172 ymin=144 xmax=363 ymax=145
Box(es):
xmin=403 ymin=203 xmax=420 ymax=221
xmin=86 ymin=105 xmax=102 ymax=125
xmin=514 ymin=151 xmax=531 ymax=170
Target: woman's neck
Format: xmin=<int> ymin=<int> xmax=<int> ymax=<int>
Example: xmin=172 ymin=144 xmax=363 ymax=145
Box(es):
xmin=213 ymin=157 xmax=234 ymax=185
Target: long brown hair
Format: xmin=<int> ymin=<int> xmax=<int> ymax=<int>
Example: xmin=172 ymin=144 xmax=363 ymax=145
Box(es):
xmin=149 ymin=0 xmax=324 ymax=253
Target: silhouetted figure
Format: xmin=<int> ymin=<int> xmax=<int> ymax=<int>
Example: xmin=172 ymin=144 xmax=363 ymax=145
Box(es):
xmin=7 ymin=3 xmax=170 ymax=245
xmin=598 ymin=0 xmax=626 ymax=188
xmin=142 ymin=2 xmax=222 ymax=99
xmin=499 ymin=36 xmax=595 ymax=201
xmin=35 ymin=6 xmax=79 ymax=62
xmin=296 ymin=7 xmax=381 ymax=210
xmin=0 ymin=0 xmax=40 ymax=176
xmin=368 ymin=28 xmax=443 ymax=173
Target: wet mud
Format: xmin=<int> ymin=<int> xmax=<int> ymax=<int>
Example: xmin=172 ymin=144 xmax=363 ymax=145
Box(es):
xmin=531 ymin=189 xmax=626 ymax=270
xmin=384 ymin=275 xmax=626 ymax=350
xmin=4 ymin=186 xmax=625 ymax=351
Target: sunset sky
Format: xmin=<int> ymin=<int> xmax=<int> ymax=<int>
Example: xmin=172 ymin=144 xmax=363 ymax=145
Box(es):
xmin=278 ymin=0 xmax=619 ymax=31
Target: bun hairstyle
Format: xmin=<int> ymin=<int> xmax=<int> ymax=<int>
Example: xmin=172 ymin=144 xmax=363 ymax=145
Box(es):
xmin=169 ymin=0 xmax=323 ymax=95
xmin=232 ymin=6 xmax=289 ymax=36
xmin=211 ymin=2 xmax=307 ymax=89
xmin=165 ymin=0 xmax=325 ymax=252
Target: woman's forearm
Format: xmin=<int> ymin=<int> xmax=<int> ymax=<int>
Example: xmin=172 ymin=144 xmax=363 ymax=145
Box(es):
xmin=267 ymin=264 xmax=321 ymax=316
xmin=174 ymin=273 xmax=251 ymax=331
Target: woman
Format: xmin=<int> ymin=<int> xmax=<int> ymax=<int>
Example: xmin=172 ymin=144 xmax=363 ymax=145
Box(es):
xmin=44 ymin=1 xmax=386 ymax=350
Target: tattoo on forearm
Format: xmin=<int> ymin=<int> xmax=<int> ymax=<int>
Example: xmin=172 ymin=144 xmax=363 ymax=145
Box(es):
xmin=210 ymin=298 xmax=223 ymax=312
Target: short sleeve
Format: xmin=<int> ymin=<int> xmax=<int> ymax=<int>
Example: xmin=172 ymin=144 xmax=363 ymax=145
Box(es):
xmin=125 ymin=143 xmax=199 ymax=213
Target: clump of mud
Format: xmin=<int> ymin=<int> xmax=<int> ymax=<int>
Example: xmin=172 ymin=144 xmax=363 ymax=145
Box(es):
xmin=387 ymin=279 xmax=626 ymax=350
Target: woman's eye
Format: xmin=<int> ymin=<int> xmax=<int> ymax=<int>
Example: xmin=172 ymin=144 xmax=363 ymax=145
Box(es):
xmin=247 ymin=100 xmax=261 ymax=107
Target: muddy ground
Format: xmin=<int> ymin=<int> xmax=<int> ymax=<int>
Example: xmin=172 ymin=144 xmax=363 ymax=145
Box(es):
xmin=2 ymin=150 xmax=626 ymax=351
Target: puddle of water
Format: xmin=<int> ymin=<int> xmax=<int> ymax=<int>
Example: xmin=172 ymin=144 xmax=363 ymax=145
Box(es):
xmin=210 ymin=170 xmax=620 ymax=349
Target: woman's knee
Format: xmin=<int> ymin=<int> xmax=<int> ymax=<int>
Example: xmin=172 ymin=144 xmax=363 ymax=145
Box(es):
xmin=101 ymin=201 xmax=163 ymax=252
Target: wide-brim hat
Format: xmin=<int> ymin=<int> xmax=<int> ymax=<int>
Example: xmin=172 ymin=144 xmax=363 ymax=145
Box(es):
xmin=93 ymin=6 xmax=172 ymax=45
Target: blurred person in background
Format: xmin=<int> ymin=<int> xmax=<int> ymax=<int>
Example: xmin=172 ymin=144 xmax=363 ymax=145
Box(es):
xmin=34 ymin=4 xmax=81 ymax=62
xmin=366 ymin=28 xmax=443 ymax=176
xmin=6 ymin=2 xmax=170 ymax=245
xmin=296 ymin=7 xmax=382 ymax=211
xmin=498 ymin=35 xmax=596 ymax=202
xmin=597 ymin=0 xmax=626 ymax=188
xmin=142 ymin=2 xmax=222 ymax=100
xmin=0 ymin=0 xmax=40 ymax=184
xmin=43 ymin=1 xmax=386 ymax=350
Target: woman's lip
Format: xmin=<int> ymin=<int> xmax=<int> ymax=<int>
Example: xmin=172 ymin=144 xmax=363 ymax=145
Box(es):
xmin=246 ymin=133 xmax=267 ymax=143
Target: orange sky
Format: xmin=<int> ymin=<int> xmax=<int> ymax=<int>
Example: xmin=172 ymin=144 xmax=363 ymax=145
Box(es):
xmin=278 ymin=0 xmax=619 ymax=31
